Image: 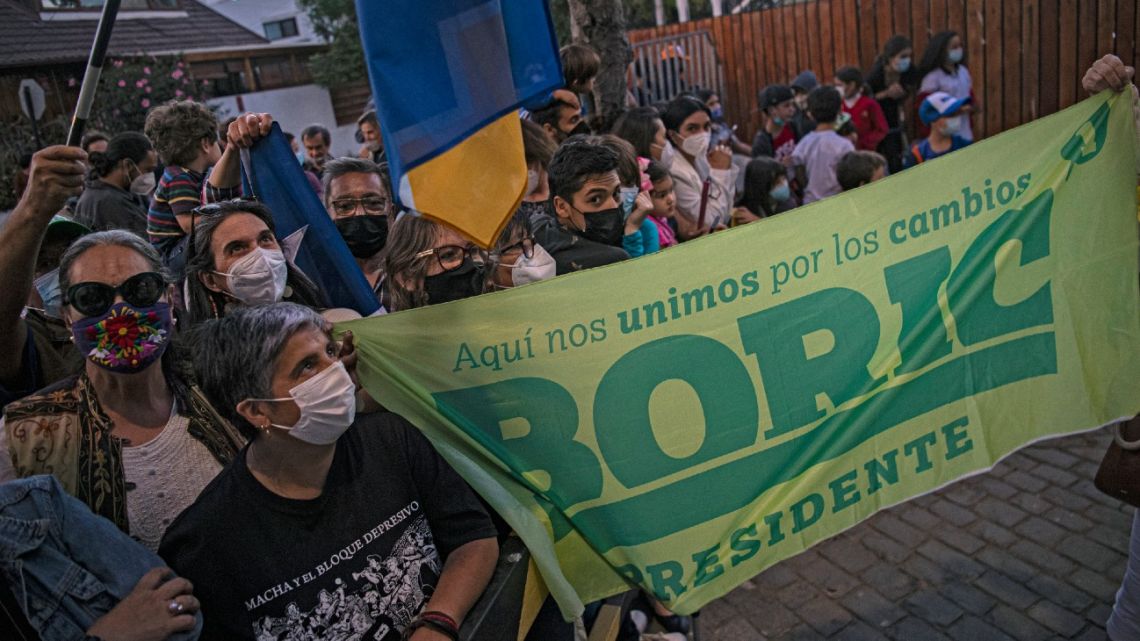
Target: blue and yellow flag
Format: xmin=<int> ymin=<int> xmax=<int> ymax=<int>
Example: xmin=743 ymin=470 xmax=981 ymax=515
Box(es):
xmin=356 ymin=0 xmax=562 ymax=247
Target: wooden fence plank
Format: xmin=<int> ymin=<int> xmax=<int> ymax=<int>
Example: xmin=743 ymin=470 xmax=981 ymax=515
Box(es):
xmin=1003 ymin=0 xmax=1022 ymax=132
xmin=1118 ymin=0 xmax=1137 ymax=67
xmin=1039 ymin=0 xmax=1059 ymax=115
xmin=984 ymin=0 xmax=1003 ymax=138
xmin=1076 ymin=0 xmax=1097 ymax=106
xmin=819 ymin=0 xmax=835 ymax=81
xmin=859 ymin=0 xmax=879 ymax=68
xmin=1057 ymin=0 xmax=1078 ymax=109
xmin=875 ymin=0 xmax=894 ymax=66
xmin=931 ymin=0 xmax=947 ymax=32
xmin=1021 ymin=0 xmax=1040 ymax=123
xmin=964 ymin=0 xmax=986 ymax=136
xmin=1098 ymin=0 xmax=1115 ymax=56
xmin=780 ymin=4 xmax=800 ymax=80
xmin=893 ymin=1 xmax=910 ymax=45
xmin=795 ymin=1 xmax=811 ymax=78
xmin=805 ymin=1 xmax=822 ymax=79
xmin=911 ymin=0 xmax=930 ymax=59
xmin=948 ymin=0 xmax=967 ymax=33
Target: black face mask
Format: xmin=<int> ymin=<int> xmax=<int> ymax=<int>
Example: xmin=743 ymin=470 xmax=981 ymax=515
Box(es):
xmin=580 ymin=207 xmax=624 ymax=246
xmin=423 ymin=257 xmax=486 ymax=305
xmin=335 ymin=215 xmax=389 ymax=258
xmin=562 ymin=120 xmax=591 ymax=141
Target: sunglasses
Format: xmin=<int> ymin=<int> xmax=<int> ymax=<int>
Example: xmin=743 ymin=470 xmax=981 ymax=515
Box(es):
xmin=65 ymin=272 xmax=167 ymax=317
xmin=189 ymin=198 xmax=262 ymax=257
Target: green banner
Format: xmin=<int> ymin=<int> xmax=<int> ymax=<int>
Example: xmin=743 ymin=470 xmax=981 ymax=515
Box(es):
xmin=342 ymin=92 xmax=1140 ymax=617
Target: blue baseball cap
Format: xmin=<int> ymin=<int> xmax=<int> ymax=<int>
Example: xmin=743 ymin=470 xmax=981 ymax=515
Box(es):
xmin=919 ymin=91 xmax=971 ymax=126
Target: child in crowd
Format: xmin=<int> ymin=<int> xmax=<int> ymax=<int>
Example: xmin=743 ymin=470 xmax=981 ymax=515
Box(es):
xmin=836 ymin=65 xmax=889 ymax=152
xmin=736 ymin=156 xmax=796 ymax=224
xmin=837 ymin=150 xmax=888 ymax=191
xmin=561 ymin=43 xmax=601 ymax=114
xmin=143 ymin=100 xmax=227 ymax=275
xmin=918 ymin=31 xmax=978 ymax=141
xmin=904 ymin=92 xmax=973 ymax=168
xmin=599 ymin=135 xmax=659 ymax=258
xmin=791 ymin=86 xmax=855 ymax=204
xmin=790 ymin=70 xmax=819 ymax=137
xmin=645 ymin=159 xmax=678 ymax=248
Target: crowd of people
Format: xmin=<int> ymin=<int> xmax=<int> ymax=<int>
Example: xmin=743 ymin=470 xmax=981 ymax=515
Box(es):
xmin=0 ymin=20 xmax=1135 ymax=641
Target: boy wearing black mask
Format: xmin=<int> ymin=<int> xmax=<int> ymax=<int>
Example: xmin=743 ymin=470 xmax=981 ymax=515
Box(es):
xmin=544 ymin=139 xmax=630 ymax=275
xmin=322 ymin=158 xmax=392 ymax=304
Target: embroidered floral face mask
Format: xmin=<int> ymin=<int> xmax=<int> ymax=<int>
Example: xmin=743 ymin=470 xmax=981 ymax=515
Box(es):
xmin=71 ymin=302 xmax=174 ymax=373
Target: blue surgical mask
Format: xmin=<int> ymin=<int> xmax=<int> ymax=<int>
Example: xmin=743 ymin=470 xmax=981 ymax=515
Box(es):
xmin=769 ymin=183 xmax=791 ymax=203
xmin=619 ymin=187 xmax=639 ymax=218
xmin=947 ymin=48 xmax=964 ymax=64
xmin=33 ymin=267 xmax=63 ymax=319
xmin=771 ymin=116 xmax=786 ymax=127
xmin=895 ymin=57 xmax=912 ymax=73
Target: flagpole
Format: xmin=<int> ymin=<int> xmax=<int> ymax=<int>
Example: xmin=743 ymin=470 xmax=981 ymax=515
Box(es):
xmin=66 ymin=0 xmax=122 ymax=147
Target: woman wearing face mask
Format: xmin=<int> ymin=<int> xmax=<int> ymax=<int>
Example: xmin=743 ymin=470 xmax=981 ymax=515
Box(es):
xmin=867 ymin=35 xmax=919 ymax=174
xmin=383 ymin=215 xmax=489 ymax=311
xmin=184 ymin=200 xmax=326 ymax=324
xmin=917 ymin=31 xmax=978 ymax=142
xmin=73 ymin=131 xmax=158 ymax=236
xmin=735 ymin=156 xmax=797 ymax=224
xmin=488 ymin=210 xmax=556 ymax=290
xmin=160 ymin=303 xmax=498 ymax=641
xmin=661 ymin=95 xmax=737 ymax=240
xmin=0 ymin=231 xmax=245 ymax=551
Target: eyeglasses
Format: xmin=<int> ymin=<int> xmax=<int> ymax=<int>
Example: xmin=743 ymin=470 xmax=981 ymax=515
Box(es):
xmin=330 ymin=197 xmax=390 ymax=217
xmin=492 ymin=237 xmax=535 ymax=264
xmin=64 ymin=272 xmax=166 ymax=317
xmin=189 ymin=198 xmax=261 ymax=258
xmin=415 ymin=244 xmax=488 ymax=272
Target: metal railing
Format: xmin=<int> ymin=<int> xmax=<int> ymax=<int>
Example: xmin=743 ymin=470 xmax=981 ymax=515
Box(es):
xmin=630 ymin=30 xmax=725 ymax=107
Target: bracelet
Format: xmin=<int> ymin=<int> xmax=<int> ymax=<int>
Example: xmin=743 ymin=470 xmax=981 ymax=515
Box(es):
xmin=402 ymin=611 xmax=459 ymax=640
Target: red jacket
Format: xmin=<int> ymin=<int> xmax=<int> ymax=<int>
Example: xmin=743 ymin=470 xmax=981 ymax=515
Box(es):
xmin=842 ymin=95 xmax=889 ymax=152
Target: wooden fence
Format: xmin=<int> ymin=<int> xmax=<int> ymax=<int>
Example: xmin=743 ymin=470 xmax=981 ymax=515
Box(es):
xmin=628 ymin=0 xmax=1139 ymax=142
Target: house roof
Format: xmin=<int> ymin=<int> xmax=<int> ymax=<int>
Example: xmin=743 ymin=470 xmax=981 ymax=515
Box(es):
xmin=0 ymin=0 xmax=270 ymax=70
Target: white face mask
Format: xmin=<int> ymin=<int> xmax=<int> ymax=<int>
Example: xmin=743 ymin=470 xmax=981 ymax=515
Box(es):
xmin=679 ymin=131 xmax=711 ymax=158
xmin=216 ymin=247 xmax=288 ymax=305
xmin=940 ymin=116 xmax=963 ymax=136
xmin=252 ymin=361 xmax=357 ymax=445
xmin=525 ymin=169 xmax=540 ymax=197
xmin=659 ymin=141 xmax=676 ymax=170
xmin=503 ymin=243 xmax=556 ymax=287
xmin=130 ymin=171 xmax=156 ymax=196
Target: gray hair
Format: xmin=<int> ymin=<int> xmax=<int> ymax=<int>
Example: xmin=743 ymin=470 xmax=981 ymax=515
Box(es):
xmin=321 ymin=157 xmax=390 ymax=207
xmin=59 ymin=230 xmax=168 ymax=300
xmin=192 ymin=302 xmax=328 ymax=438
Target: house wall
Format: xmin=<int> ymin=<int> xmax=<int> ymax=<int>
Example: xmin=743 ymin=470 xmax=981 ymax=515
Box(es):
xmin=208 ymin=83 xmax=359 ymax=159
xmin=199 ymin=0 xmax=318 ymax=44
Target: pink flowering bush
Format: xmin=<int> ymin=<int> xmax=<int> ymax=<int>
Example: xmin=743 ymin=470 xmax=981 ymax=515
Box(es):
xmin=84 ymin=55 xmax=209 ymax=133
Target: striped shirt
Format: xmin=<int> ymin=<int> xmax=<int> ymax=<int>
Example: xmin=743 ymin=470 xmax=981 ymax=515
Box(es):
xmin=147 ymin=166 xmax=241 ymax=254
xmin=147 ymin=166 xmax=205 ymax=253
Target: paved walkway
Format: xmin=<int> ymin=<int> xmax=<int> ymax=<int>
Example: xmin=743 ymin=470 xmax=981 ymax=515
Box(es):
xmin=700 ymin=426 xmax=1131 ymax=641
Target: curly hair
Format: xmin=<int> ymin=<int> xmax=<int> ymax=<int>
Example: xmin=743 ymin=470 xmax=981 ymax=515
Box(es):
xmin=144 ymin=100 xmax=218 ymax=167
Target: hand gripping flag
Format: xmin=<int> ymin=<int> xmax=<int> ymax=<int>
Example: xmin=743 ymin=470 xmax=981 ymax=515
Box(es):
xmin=243 ymin=125 xmax=381 ymax=315
xmin=355 ymin=0 xmax=562 ymax=247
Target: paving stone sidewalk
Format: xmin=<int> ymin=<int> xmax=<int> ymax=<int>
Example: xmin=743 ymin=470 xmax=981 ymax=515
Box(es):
xmin=700 ymin=426 xmax=1131 ymax=641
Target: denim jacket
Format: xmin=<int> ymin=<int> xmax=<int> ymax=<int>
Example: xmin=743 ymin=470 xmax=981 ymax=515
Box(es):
xmin=0 ymin=475 xmax=201 ymax=641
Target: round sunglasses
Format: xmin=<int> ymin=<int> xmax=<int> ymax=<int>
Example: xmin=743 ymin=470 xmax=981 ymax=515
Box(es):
xmin=64 ymin=272 xmax=166 ymax=317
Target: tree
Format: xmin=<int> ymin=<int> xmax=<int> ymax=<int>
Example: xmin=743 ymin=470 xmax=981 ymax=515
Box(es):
xmin=297 ymin=0 xmax=368 ymax=87
xmin=567 ymin=0 xmax=633 ymax=131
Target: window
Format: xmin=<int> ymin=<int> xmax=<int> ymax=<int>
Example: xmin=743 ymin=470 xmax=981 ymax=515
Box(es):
xmin=193 ymin=59 xmax=249 ymax=97
xmin=263 ymin=17 xmax=299 ymax=41
xmin=252 ymin=56 xmax=295 ymax=91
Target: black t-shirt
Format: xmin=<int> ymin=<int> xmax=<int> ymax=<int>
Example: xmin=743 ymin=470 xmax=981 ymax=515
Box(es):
xmin=159 ymin=412 xmax=496 ymax=641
